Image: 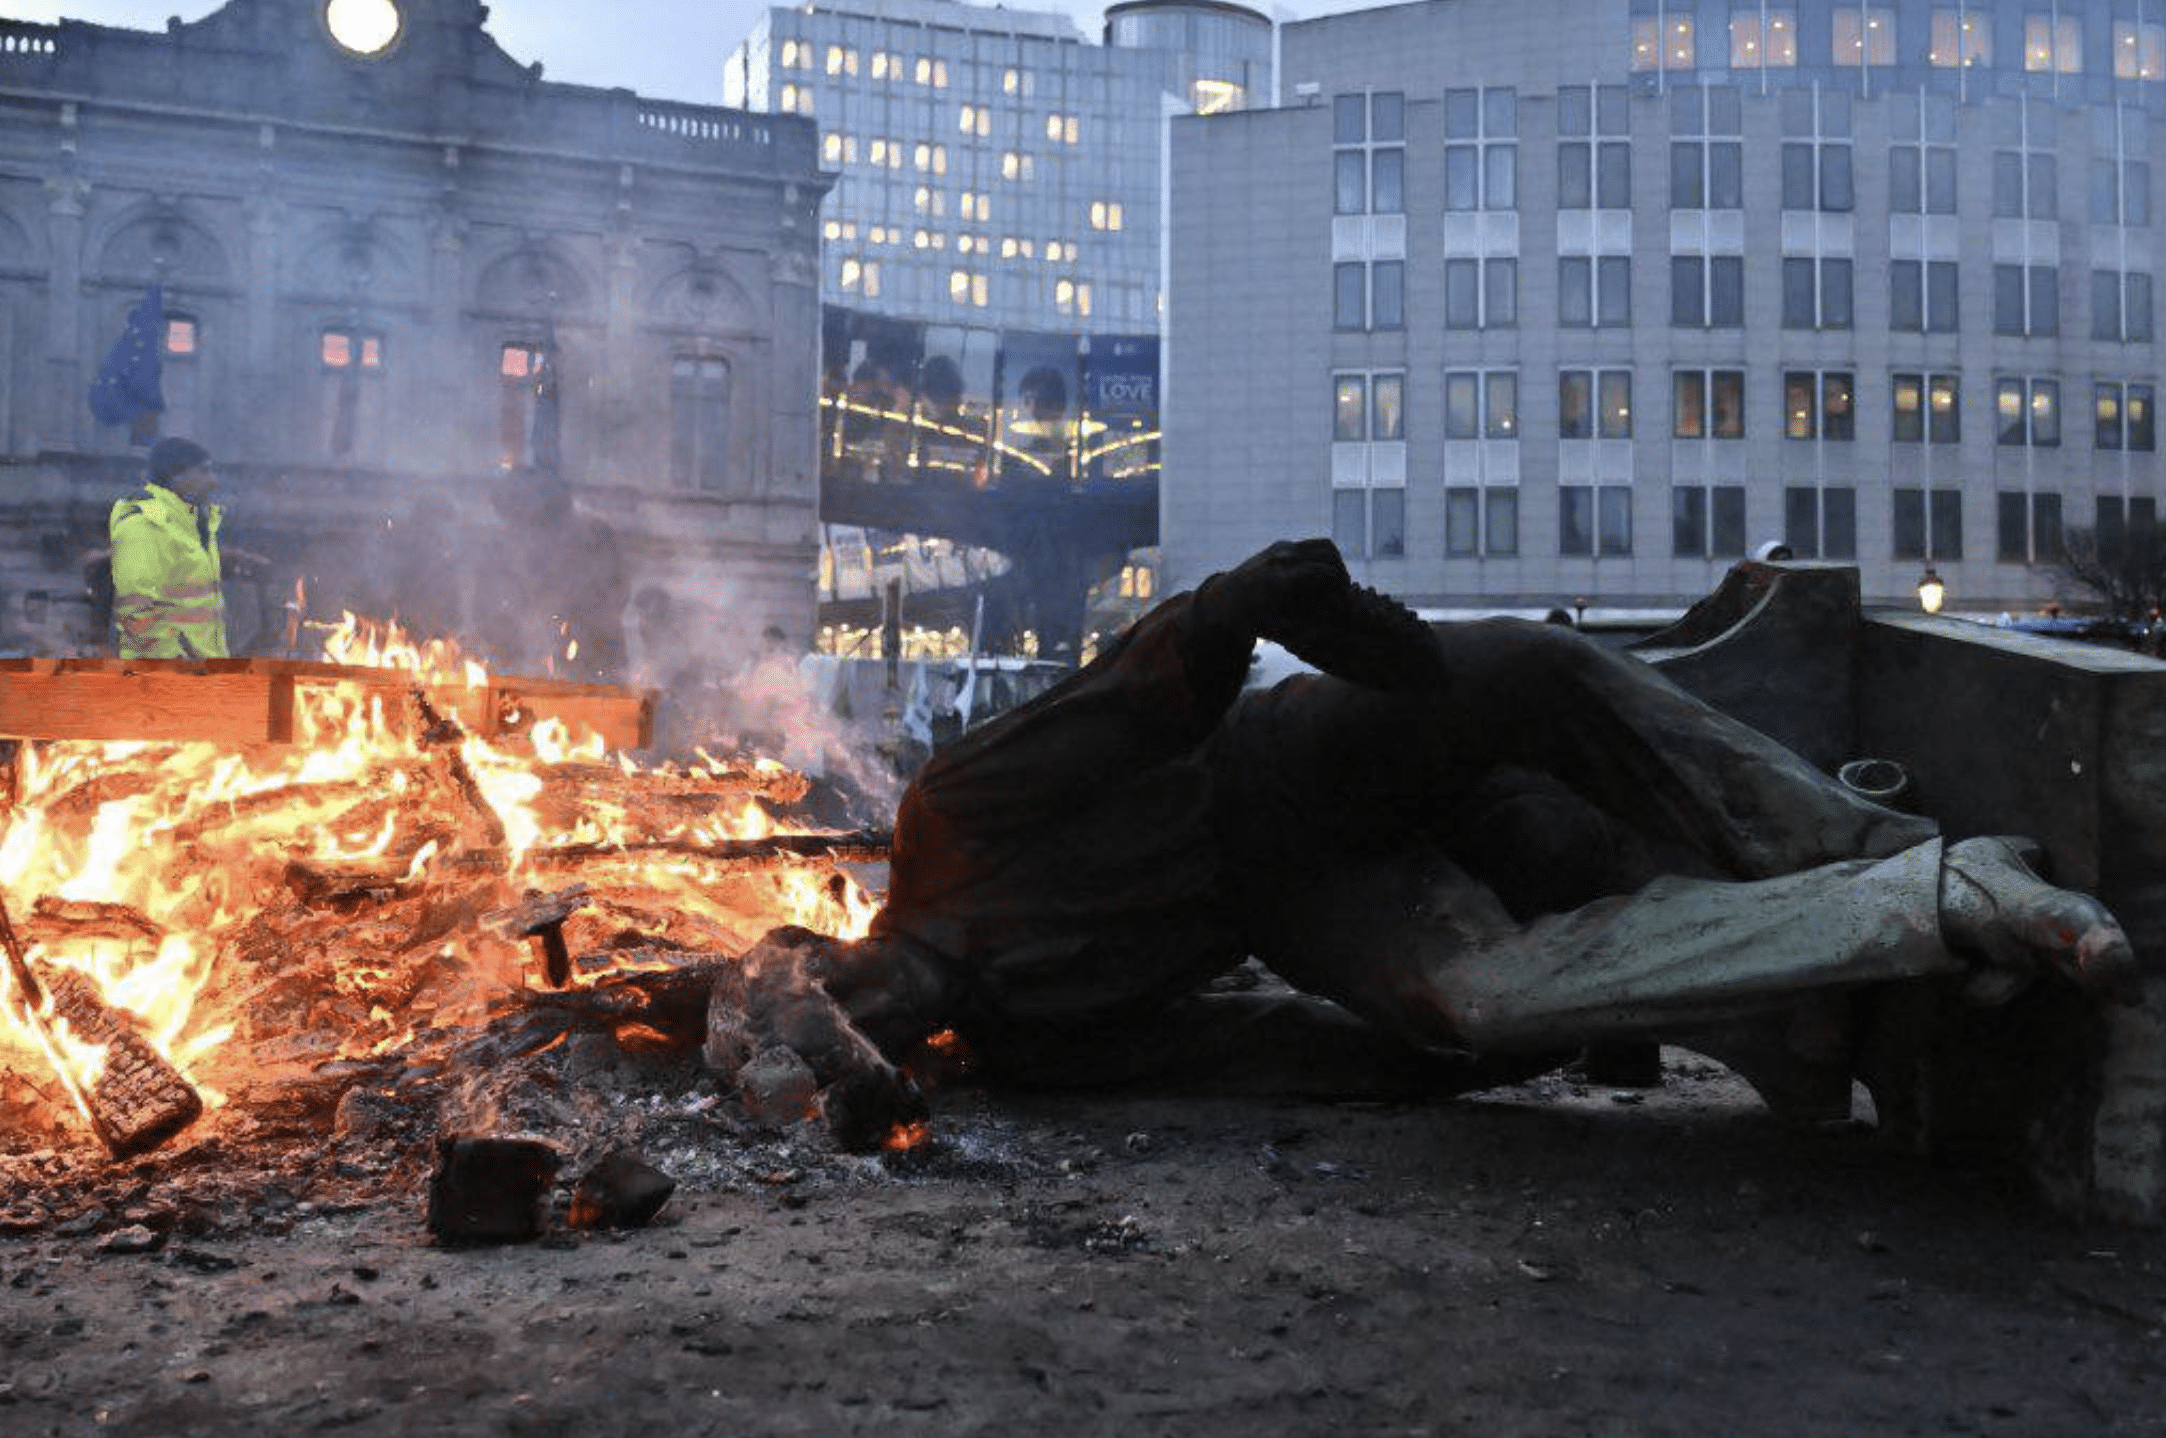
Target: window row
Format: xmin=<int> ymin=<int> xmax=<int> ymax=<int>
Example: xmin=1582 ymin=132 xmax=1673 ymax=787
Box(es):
xmin=1335 ymin=480 xmax=2151 ymax=568
xmin=1333 ymin=367 xmax=2157 ymax=451
xmin=1332 ymin=254 xmax=2155 ymax=339
xmin=1335 ymin=96 xmax=2154 ymax=224
xmin=774 ymin=42 xmax=1054 ymax=96
xmin=1629 ymin=7 xmax=2163 ymax=81
xmin=823 ymin=221 xmax=1091 ymax=266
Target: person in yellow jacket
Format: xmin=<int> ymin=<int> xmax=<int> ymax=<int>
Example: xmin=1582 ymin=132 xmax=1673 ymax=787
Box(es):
xmin=109 ymin=436 xmax=227 ymax=659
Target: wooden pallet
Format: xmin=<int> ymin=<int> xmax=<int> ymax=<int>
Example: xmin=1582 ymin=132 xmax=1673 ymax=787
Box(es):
xmin=0 ymin=657 xmax=654 ymax=751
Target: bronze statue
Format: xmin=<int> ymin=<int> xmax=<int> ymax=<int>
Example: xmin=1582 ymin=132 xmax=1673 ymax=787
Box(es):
xmin=710 ymin=540 xmax=2139 ymax=1148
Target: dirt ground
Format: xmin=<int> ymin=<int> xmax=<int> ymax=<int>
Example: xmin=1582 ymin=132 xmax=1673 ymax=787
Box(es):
xmin=2 ymin=1054 xmax=2162 ymax=1438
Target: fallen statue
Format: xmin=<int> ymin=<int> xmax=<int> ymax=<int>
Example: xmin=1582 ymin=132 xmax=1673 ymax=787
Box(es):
xmin=708 ymin=539 xmax=2142 ymax=1161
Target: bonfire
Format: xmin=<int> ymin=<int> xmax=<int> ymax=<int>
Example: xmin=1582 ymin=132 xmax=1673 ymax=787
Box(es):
xmin=0 ymin=620 xmax=888 ymax=1240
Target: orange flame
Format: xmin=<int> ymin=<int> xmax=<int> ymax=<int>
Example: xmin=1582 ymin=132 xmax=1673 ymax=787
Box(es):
xmin=0 ymin=615 xmax=882 ymax=1149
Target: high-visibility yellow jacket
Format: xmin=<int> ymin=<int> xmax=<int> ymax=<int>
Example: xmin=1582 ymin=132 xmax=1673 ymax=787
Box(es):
xmin=109 ymin=482 xmax=227 ymax=659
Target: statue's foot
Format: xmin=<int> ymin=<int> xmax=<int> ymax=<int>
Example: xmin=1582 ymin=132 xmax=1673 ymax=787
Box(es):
xmin=1941 ymin=837 xmax=2142 ymax=1006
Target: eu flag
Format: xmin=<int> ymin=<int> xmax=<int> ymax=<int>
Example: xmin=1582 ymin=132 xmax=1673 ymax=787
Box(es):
xmin=88 ymin=285 xmax=166 ymax=428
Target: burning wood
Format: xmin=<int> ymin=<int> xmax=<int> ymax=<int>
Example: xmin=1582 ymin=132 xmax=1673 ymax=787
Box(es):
xmin=0 ymin=616 xmax=890 ymax=1185
xmin=0 ymin=891 xmax=202 ymax=1158
xmin=482 ymin=883 xmax=594 ymax=988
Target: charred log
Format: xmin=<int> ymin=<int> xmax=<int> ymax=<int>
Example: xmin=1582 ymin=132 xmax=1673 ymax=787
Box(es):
xmin=425 ymin=1136 xmax=560 ymax=1244
xmin=567 ymin=1150 xmax=675 ymax=1229
xmin=528 ymin=830 xmax=889 ymax=866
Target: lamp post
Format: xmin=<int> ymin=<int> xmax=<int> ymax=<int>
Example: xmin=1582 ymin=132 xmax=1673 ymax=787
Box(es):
xmin=1917 ymin=565 xmax=1945 ymax=615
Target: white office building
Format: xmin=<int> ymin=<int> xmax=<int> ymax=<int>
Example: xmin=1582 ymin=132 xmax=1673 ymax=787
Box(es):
xmin=1165 ymin=0 xmax=2166 ymax=616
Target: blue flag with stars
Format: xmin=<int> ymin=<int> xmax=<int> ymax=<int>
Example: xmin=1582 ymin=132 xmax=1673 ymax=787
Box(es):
xmin=88 ymin=284 xmax=166 ymax=428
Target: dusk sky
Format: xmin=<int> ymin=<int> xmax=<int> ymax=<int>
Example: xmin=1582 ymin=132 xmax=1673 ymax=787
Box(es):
xmin=15 ymin=0 xmax=1353 ymax=106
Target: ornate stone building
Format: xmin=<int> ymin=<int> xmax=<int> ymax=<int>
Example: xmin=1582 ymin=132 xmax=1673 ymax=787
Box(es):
xmin=0 ymin=0 xmax=828 ymax=679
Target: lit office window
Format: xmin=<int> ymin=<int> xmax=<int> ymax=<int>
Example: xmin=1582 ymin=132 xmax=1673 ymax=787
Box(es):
xmin=2095 ymin=381 xmax=2157 ymax=451
xmin=1783 ymin=370 xmax=1855 ymax=441
xmin=838 ymin=258 xmax=880 ymax=297
xmin=1833 ymin=6 xmax=1896 ymax=65
xmin=1672 ymin=369 xmax=1745 ymax=439
xmin=949 ymin=270 xmax=988 ymax=307
xmin=1929 ymin=8 xmax=1992 ymax=67
xmin=1995 ymin=376 xmax=2060 ymax=446
xmin=1731 ymin=8 xmax=1796 ymax=67
xmin=1892 ymin=373 xmax=1960 ymax=443
xmin=2117 ymin=21 xmax=2165 ymax=80
xmin=1558 ymin=368 xmax=1632 ymax=440
xmin=2026 ymin=13 xmax=2082 ymax=73
xmin=1444 ymin=369 xmax=1519 ymax=440
xmin=1630 ymin=13 xmax=1694 ymax=72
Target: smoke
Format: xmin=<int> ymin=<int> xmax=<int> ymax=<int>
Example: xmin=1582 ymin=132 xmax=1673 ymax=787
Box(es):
xmin=629 ymin=579 xmax=903 ymax=824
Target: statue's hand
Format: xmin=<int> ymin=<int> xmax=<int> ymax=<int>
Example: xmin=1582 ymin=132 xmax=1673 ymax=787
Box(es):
xmin=707 ymin=926 xmax=928 ymax=1151
xmin=1941 ymin=837 xmax=2143 ymax=1007
xmin=1207 ymin=538 xmax=1448 ymax=693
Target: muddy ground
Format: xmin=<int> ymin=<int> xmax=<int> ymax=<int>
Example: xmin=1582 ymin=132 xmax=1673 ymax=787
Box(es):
xmin=1 ymin=1054 xmax=2162 ymax=1438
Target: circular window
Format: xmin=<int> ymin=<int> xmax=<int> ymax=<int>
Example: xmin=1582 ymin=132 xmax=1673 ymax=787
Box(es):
xmin=325 ymin=0 xmax=402 ymax=57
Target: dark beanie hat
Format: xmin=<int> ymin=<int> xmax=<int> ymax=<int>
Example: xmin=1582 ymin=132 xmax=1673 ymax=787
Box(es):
xmin=148 ymin=436 xmax=211 ymax=483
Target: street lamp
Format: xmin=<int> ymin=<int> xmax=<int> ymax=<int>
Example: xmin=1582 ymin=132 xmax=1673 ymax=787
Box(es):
xmin=1917 ymin=565 xmax=1946 ymax=614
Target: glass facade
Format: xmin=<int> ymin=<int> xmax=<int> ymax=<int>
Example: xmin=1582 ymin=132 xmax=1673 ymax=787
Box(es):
xmin=733 ymin=0 xmax=1270 ymax=334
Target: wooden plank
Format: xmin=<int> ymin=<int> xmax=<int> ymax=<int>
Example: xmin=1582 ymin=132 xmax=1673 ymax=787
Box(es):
xmin=490 ymin=689 xmax=655 ymax=752
xmin=0 ymin=671 xmax=284 ymax=743
xmin=0 ymin=662 xmax=654 ymax=750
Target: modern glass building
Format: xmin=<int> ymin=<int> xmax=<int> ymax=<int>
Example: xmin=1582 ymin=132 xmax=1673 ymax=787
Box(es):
xmin=1163 ymin=0 xmax=2166 ymax=615
xmin=728 ymin=0 xmax=1270 ymax=656
xmin=726 ymin=0 xmax=1272 ymax=334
